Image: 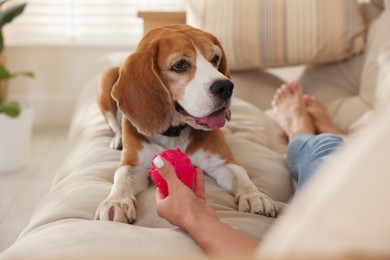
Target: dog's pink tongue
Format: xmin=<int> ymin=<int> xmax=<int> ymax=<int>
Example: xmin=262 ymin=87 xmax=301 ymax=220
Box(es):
xmin=196 ymin=109 xmax=226 ymax=129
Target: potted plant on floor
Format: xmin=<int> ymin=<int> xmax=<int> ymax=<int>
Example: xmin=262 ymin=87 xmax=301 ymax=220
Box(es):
xmin=0 ymin=0 xmax=35 ymax=173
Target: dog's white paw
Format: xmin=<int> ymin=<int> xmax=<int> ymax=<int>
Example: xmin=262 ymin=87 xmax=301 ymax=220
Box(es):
xmin=95 ymin=195 xmax=136 ymax=223
xmin=236 ymin=191 xmax=277 ymax=218
xmin=109 ymin=134 xmax=122 ymax=150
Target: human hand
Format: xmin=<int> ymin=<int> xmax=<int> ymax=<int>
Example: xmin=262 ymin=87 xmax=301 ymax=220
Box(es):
xmin=153 ymin=156 xmax=218 ymax=230
xmin=153 ymin=156 xmax=259 ymax=255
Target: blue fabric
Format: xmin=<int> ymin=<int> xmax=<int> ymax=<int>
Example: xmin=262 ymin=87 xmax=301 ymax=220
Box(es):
xmin=287 ymin=133 xmax=344 ymax=193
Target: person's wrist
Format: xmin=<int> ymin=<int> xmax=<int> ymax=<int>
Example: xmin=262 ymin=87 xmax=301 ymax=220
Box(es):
xmin=182 ymin=206 xmax=218 ymax=233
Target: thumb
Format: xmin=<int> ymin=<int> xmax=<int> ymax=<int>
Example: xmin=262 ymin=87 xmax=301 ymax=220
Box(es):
xmin=153 ymin=156 xmax=178 ymax=184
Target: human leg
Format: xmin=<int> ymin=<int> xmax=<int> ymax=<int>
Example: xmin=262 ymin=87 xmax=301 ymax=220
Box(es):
xmin=304 ymin=95 xmax=348 ymax=140
xmin=287 ymin=133 xmax=344 ymax=193
xmin=271 ymin=82 xmax=315 ymax=140
xmin=271 ymin=81 xmax=346 ymax=193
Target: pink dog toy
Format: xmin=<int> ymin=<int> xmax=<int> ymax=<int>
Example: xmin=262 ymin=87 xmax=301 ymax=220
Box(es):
xmin=148 ymin=148 xmax=196 ymax=196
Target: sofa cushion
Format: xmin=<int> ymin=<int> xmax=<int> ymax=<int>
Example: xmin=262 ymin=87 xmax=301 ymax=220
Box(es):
xmin=375 ymin=42 xmax=390 ymax=111
xmin=292 ymin=0 xmax=386 ymax=134
xmin=360 ymin=5 xmax=390 ymax=107
xmin=0 ymin=52 xmax=294 ymax=258
xmin=187 ymin=0 xmax=366 ymax=71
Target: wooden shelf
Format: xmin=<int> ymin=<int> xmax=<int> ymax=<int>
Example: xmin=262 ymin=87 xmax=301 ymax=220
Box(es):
xmin=137 ymin=11 xmax=186 ymax=35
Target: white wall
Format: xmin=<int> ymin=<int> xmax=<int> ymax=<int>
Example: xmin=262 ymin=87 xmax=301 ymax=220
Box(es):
xmin=5 ymin=46 xmax=132 ymax=127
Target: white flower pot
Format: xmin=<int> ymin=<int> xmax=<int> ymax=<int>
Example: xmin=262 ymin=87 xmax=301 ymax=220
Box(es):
xmin=0 ymin=105 xmax=33 ymax=173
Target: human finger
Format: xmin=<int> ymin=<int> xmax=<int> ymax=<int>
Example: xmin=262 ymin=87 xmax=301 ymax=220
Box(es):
xmin=152 ymin=156 xmax=179 ymax=184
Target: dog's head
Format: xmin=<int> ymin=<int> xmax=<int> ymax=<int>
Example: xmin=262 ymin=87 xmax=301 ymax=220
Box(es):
xmin=112 ymin=24 xmax=233 ymax=136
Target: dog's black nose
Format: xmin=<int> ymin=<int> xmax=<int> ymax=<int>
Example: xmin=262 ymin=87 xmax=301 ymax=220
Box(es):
xmin=210 ymin=80 xmax=234 ymax=101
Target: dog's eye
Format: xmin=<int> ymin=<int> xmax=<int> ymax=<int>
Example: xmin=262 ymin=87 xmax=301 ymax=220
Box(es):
xmin=171 ymin=59 xmax=189 ymax=73
xmin=211 ymin=55 xmax=220 ymax=65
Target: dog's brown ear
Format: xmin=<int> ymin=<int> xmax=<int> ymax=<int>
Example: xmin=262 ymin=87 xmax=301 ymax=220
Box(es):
xmin=111 ymin=44 xmax=174 ymax=136
xmin=214 ymin=38 xmax=231 ymax=80
xmin=218 ymin=53 xmax=231 ymax=80
xmin=213 ymin=35 xmax=232 ymax=120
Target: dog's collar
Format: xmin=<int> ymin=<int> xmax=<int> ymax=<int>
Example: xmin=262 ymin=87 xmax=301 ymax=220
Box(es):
xmin=161 ymin=124 xmax=188 ymax=137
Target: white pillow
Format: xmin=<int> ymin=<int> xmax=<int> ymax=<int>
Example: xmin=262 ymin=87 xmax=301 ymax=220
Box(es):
xmin=187 ymin=0 xmax=366 ymax=70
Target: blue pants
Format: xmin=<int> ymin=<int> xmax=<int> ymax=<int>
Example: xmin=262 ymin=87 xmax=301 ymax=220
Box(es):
xmin=287 ymin=133 xmax=344 ymax=193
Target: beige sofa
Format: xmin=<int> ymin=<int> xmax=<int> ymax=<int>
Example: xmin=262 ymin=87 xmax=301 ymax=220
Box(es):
xmin=2 ymin=0 xmax=390 ymax=259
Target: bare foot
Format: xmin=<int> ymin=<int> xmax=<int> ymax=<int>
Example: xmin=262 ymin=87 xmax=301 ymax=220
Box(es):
xmin=304 ymin=95 xmax=348 ymax=140
xmin=271 ymin=82 xmax=315 ymax=140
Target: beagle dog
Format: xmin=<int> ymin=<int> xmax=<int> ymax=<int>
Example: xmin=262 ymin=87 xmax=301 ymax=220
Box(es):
xmin=96 ymin=24 xmax=277 ymax=223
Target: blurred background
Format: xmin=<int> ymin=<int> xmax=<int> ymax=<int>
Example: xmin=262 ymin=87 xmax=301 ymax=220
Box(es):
xmin=4 ymin=0 xmax=185 ymax=126
xmin=0 ymin=0 xmax=185 ymax=251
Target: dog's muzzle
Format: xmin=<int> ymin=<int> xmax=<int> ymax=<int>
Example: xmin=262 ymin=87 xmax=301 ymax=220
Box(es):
xmin=210 ymin=79 xmax=234 ymax=101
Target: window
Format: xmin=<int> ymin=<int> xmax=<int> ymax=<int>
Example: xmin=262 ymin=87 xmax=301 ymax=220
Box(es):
xmin=4 ymin=0 xmax=185 ymax=47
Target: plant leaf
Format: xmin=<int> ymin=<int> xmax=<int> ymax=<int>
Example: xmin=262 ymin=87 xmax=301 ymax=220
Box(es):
xmin=0 ymin=63 xmax=35 ymax=80
xmin=0 ymin=2 xmax=27 ymax=52
xmin=0 ymin=63 xmax=12 ymax=79
xmin=19 ymin=71 xmax=35 ymax=77
xmin=0 ymin=2 xmax=27 ymax=27
xmin=2 ymin=100 xmax=20 ymax=117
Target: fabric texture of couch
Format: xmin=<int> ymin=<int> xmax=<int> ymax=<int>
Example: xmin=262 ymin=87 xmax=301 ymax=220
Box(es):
xmin=2 ymin=0 xmax=390 ymax=259
xmin=187 ymin=0 xmax=366 ymax=70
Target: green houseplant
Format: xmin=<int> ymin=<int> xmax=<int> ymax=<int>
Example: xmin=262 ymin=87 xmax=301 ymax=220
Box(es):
xmin=0 ymin=0 xmax=35 ymax=173
xmin=0 ymin=0 xmax=34 ymax=118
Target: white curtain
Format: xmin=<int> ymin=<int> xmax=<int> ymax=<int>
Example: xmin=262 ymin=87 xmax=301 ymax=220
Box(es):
xmin=4 ymin=0 xmax=185 ymax=47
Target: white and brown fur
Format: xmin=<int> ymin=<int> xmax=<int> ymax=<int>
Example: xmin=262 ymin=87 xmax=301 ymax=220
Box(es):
xmin=96 ymin=25 xmax=277 ymax=223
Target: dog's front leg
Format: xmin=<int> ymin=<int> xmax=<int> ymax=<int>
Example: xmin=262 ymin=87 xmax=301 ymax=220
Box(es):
xmin=106 ymin=111 xmax=122 ymax=150
xmin=189 ymin=131 xmax=277 ymax=217
xmin=206 ymin=162 xmax=277 ymax=218
xmin=228 ymin=164 xmax=277 ymax=217
xmin=95 ymin=165 xmax=149 ymax=223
